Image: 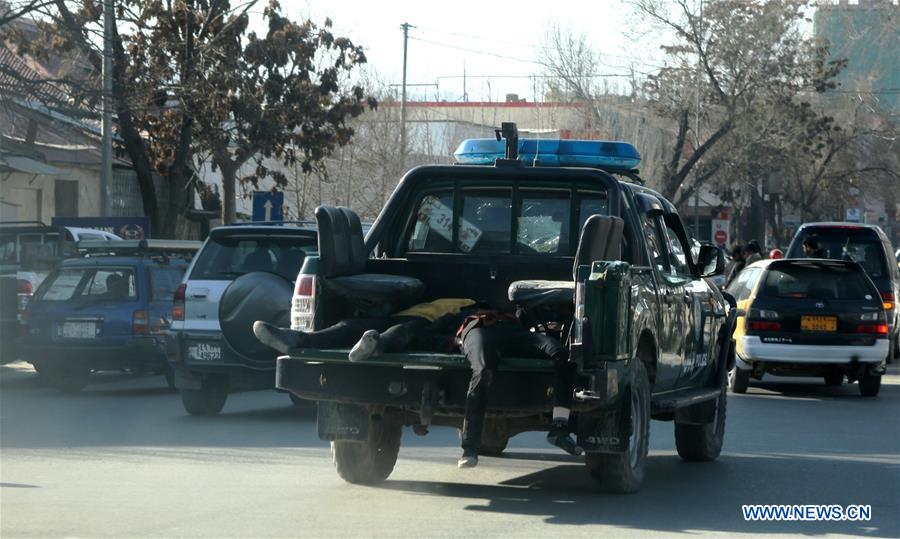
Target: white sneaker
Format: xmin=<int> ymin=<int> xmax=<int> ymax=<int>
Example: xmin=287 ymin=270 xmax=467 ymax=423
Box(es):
xmin=349 ymin=330 xmax=380 ymax=362
xmin=457 ymin=453 xmax=478 ymax=468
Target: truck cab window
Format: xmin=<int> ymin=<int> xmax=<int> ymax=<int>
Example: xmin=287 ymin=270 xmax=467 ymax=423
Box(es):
xmin=662 ymin=222 xmax=692 ymax=279
xmin=458 ymin=191 xmax=512 ymax=254
xmin=407 ymin=191 xmax=455 ymax=253
xmin=518 ymin=194 xmax=570 ymax=254
xmin=641 ymin=214 xmax=668 ymax=274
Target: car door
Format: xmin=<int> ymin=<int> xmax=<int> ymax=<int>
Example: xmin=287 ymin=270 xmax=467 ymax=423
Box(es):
xmin=655 ymin=216 xmax=701 ymax=387
xmin=639 ymin=211 xmax=681 ymax=390
xmin=726 ymin=266 xmax=762 ymax=360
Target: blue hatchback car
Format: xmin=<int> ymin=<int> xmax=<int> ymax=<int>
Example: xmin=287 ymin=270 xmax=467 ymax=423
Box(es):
xmin=21 ymin=240 xmax=199 ymax=392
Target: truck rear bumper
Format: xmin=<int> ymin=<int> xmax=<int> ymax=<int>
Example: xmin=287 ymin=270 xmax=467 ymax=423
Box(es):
xmin=276 ymin=355 xmax=624 ymax=414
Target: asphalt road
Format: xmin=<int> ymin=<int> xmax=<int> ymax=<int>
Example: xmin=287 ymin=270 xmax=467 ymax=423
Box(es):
xmin=1 ymin=361 xmax=898 ymax=538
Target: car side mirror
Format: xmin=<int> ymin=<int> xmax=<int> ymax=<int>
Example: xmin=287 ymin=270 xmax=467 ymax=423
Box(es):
xmin=697 ymin=244 xmax=725 ymax=278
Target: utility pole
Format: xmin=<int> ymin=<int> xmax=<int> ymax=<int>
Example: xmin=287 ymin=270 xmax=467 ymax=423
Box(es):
xmin=693 ymin=0 xmax=703 ymax=240
xmin=462 ymin=60 xmax=467 ymax=102
xmin=400 ymin=22 xmax=413 ymax=170
xmin=100 ymin=0 xmax=114 ymax=217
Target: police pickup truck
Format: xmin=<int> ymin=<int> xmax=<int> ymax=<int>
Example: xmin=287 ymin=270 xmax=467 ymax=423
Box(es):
xmin=275 ymin=124 xmax=736 ymax=493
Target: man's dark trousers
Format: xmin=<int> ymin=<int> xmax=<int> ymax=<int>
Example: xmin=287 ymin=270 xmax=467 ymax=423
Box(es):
xmin=459 ymin=321 xmax=573 ymax=453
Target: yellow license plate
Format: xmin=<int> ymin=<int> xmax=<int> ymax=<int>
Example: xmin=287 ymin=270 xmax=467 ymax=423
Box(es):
xmin=801 ymin=316 xmax=837 ymax=332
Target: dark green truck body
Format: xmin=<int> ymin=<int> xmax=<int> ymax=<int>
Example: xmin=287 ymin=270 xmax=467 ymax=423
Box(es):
xmin=276 ymin=161 xmax=735 ymax=491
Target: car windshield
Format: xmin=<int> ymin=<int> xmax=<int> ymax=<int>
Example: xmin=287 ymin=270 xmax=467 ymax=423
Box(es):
xmin=759 ymin=262 xmax=877 ymax=301
xmin=190 ymin=235 xmax=317 ymax=281
xmin=35 ymin=266 xmax=137 ymax=302
xmin=789 ymin=228 xmax=888 ymax=278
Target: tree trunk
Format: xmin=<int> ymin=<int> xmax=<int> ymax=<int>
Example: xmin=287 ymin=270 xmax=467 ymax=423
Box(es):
xmin=111 ymin=25 xmax=160 ymax=235
xmin=662 ymin=117 xmax=734 ymax=203
xmin=220 ymin=163 xmax=237 ymax=224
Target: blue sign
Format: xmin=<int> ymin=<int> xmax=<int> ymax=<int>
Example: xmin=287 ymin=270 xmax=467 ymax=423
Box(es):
xmin=52 ymin=216 xmax=151 ymax=239
xmin=252 ymin=191 xmax=284 ymax=222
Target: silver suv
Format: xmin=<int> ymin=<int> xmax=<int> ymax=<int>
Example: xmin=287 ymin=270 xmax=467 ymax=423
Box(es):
xmin=169 ymin=224 xmax=317 ymax=415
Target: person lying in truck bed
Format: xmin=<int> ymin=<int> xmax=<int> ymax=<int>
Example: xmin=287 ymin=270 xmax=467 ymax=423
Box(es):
xmin=253 ymin=298 xmax=478 ymax=361
xmin=252 ymin=298 xmax=581 ymax=466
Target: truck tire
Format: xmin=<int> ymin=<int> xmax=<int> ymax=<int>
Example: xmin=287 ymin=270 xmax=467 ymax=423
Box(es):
xmin=858 ymin=373 xmax=881 ymax=397
xmin=674 ymin=384 xmax=726 ymax=462
xmin=585 ymin=359 xmax=650 ymax=494
xmin=332 ymin=411 xmax=402 ymax=485
xmin=479 ymin=439 xmax=509 ymax=457
xmin=728 ymin=367 xmax=749 ymax=394
xmin=457 ymin=422 xmax=510 ymax=457
xmin=180 ymin=376 xmax=228 ymax=416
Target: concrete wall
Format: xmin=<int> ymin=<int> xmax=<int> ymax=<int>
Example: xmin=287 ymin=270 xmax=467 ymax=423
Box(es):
xmin=0 ymin=164 xmax=101 ymax=222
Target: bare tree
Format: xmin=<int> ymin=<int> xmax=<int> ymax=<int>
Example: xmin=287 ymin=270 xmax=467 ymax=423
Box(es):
xmin=0 ymin=0 xmax=56 ymax=27
xmin=632 ymin=0 xmax=843 ymax=207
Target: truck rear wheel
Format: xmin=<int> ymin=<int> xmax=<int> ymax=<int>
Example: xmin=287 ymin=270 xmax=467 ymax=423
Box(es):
xmin=585 ymin=360 xmax=650 ymax=494
xmin=457 ymin=422 xmax=510 ymax=457
xmin=332 ymin=411 xmax=402 ymax=485
xmin=674 ymin=384 xmax=726 ymax=462
xmin=180 ymin=375 xmax=228 ymax=416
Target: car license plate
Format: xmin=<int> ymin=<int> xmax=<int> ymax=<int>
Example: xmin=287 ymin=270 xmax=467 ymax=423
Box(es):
xmin=188 ymin=343 xmax=222 ymax=361
xmin=61 ymin=321 xmax=98 ymax=339
xmin=801 ymin=315 xmax=837 ymax=332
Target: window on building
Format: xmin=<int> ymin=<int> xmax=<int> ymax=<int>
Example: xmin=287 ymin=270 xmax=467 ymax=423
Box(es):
xmin=54 ymin=180 xmax=79 ymax=217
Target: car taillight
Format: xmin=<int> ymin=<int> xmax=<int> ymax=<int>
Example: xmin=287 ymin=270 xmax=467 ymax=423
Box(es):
xmin=881 ymin=292 xmax=894 ymax=311
xmin=291 ymin=275 xmax=316 ymax=331
xmin=747 ymin=320 xmax=782 ymax=332
xmin=572 ymin=282 xmax=585 ymax=345
xmin=856 ymin=324 xmax=889 ymax=335
xmin=133 ymin=310 xmax=149 ymax=335
xmin=747 ymin=308 xmax=780 ymax=320
xmin=172 ymin=283 xmax=186 ymax=321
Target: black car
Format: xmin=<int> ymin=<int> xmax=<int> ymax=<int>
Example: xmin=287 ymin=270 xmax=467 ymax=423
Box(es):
xmin=786 ymin=223 xmax=900 ymax=363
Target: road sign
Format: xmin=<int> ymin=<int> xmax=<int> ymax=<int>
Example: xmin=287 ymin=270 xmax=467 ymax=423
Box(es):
xmin=252 ymin=191 xmax=284 ymax=222
xmin=711 ymin=219 xmax=730 ymax=247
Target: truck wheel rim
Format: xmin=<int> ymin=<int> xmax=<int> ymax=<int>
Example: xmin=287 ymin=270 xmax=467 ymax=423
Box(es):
xmin=628 ymin=386 xmax=644 ymax=469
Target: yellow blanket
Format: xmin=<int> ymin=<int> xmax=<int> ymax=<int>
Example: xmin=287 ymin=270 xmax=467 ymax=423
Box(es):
xmin=394 ymin=298 xmax=476 ymax=322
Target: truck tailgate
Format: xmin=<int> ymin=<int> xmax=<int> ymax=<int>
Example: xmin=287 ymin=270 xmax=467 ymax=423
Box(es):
xmin=280 ymin=348 xmax=556 ymax=371
xmin=275 ymin=349 xmax=571 ymax=413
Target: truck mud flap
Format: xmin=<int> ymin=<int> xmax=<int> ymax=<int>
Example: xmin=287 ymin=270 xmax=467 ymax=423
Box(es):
xmin=576 ymin=386 xmax=630 ymax=454
xmin=317 ymin=402 xmax=369 ymax=442
xmin=716 ymin=309 xmax=739 ymax=389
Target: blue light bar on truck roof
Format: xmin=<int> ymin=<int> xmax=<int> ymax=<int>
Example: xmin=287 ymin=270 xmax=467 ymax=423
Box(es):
xmin=453 ymin=138 xmax=641 ymax=170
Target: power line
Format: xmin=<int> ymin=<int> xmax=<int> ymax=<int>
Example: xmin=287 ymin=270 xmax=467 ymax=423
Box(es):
xmin=407 ymin=36 xmax=540 ymax=64
xmin=407 ymin=35 xmax=666 ymax=77
xmin=412 ymin=24 xmax=665 ymax=68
